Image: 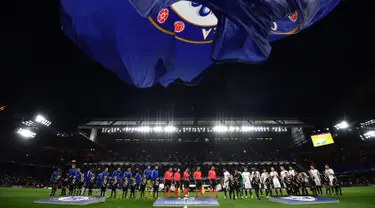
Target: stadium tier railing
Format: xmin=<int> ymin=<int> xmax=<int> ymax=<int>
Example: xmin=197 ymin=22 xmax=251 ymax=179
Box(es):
xmin=84 ymin=160 xmax=296 ymax=167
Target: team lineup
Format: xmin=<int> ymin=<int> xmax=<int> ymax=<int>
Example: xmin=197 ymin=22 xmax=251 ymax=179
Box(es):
xmin=49 ymin=164 xmax=342 ymax=200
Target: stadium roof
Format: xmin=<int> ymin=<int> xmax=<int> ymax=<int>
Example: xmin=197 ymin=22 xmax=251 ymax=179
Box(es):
xmin=78 ymin=117 xmax=313 ymax=129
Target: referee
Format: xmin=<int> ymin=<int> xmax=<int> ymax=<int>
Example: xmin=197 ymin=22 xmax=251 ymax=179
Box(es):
xmin=208 ymin=167 xmax=217 ymax=198
xmin=183 ymin=168 xmax=190 ymax=196
xmin=194 ymin=167 xmax=203 ymax=197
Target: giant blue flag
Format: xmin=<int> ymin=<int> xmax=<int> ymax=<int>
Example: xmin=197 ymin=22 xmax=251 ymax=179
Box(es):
xmin=60 ymin=0 xmax=339 ymax=88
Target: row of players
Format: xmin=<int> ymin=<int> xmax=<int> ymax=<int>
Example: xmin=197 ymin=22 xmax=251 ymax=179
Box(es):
xmin=49 ymin=164 xmax=342 ymax=199
xmin=220 ymin=164 xmax=343 ymax=200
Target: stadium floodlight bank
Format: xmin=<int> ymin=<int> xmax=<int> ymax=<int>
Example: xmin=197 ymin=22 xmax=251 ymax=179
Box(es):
xmin=78 ymin=118 xmax=312 ymax=129
xmin=78 ymin=118 xmax=311 ymax=134
xmin=360 ymin=130 xmax=375 ymax=140
xmin=35 ymin=115 xmax=52 ymax=126
xmin=360 ymin=119 xmax=375 ymax=128
xmin=77 ymin=117 xmax=313 ymax=145
xmin=334 ymin=121 xmax=349 ymax=130
xmin=17 ymin=128 xmax=36 ymax=139
xmin=101 ymin=126 xmax=288 ymax=133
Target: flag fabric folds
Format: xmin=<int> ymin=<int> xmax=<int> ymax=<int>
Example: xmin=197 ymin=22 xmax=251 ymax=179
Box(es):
xmin=60 ymin=0 xmax=340 ymax=88
xmin=61 ymin=0 xmax=214 ymax=88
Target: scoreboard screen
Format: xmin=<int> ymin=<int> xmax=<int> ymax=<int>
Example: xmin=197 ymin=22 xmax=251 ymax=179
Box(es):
xmin=311 ymin=133 xmax=334 ymax=147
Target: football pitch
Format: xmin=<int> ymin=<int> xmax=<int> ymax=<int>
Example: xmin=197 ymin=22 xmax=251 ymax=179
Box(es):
xmin=1 ymin=186 xmax=375 ymax=208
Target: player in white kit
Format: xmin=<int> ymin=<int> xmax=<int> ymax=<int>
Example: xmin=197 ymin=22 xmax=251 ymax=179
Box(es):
xmin=280 ymin=166 xmax=288 ymax=188
xmin=270 ymin=167 xmax=282 ymax=196
xmin=251 ymin=168 xmax=262 ymax=195
xmin=261 ymin=169 xmax=268 ymax=192
xmin=324 ymin=164 xmax=335 ymax=194
xmin=241 ymin=167 xmax=252 ymax=198
xmin=223 ymin=169 xmax=230 ymax=198
xmin=288 ymin=167 xmax=295 ymax=177
xmin=310 ymin=165 xmax=323 ymax=195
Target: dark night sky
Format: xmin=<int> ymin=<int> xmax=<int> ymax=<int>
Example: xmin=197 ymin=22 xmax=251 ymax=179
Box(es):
xmin=1 ymin=0 xmax=372 ymax=131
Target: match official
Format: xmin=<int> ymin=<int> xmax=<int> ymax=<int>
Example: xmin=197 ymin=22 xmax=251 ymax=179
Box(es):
xmin=183 ymin=168 xmax=190 ymax=196
xmin=173 ymin=168 xmax=181 ymax=197
xmin=194 ymin=167 xmax=203 ymax=197
xmin=208 ymin=167 xmax=217 ymax=198
xmin=164 ymin=167 xmax=173 ymax=197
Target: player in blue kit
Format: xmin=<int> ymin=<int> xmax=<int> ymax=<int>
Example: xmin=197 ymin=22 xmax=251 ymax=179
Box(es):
xmin=76 ymin=172 xmax=85 ymax=195
xmin=144 ymin=166 xmax=152 ymax=198
xmin=68 ymin=164 xmax=76 ymax=180
xmin=113 ymin=167 xmax=122 ymax=180
xmin=124 ymin=168 xmax=133 ymax=184
xmin=83 ymin=168 xmax=93 ymax=195
xmin=135 ymin=170 xmax=142 ymax=196
xmin=50 ymin=168 xmax=61 ymax=196
xmin=95 ymin=167 xmax=109 ymax=196
xmin=74 ymin=168 xmax=82 ymax=194
xmin=151 ymin=166 xmax=159 ymax=198
xmin=75 ymin=168 xmax=82 ymax=181
xmin=102 ymin=167 xmax=109 ymax=178
xmin=96 ymin=169 xmax=104 ymax=196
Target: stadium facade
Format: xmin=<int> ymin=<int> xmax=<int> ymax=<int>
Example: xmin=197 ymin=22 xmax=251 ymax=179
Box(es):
xmin=76 ymin=117 xmax=313 ymax=168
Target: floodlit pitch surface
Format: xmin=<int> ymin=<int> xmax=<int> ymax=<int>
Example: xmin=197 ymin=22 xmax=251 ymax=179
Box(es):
xmin=1 ymin=186 xmax=375 ymax=208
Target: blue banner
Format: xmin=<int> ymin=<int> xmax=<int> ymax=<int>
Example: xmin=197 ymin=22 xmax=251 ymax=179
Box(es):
xmin=61 ymin=0 xmax=340 ymax=88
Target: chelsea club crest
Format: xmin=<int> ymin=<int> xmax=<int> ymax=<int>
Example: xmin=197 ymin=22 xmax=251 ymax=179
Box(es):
xmin=148 ymin=1 xmax=217 ymax=44
xmin=51 ymin=196 xmax=91 ymax=202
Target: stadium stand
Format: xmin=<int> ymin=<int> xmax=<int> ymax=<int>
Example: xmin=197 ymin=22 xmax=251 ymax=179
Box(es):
xmin=0 ymin=117 xmax=374 ymax=189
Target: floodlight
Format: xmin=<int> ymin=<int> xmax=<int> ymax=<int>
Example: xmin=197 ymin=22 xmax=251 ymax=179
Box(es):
xmin=35 ymin=115 xmax=52 ymax=126
xmin=138 ymin=126 xmax=151 ymax=132
xmin=164 ymin=126 xmax=176 ymax=133
xmin=364 ymin=130 xmax=375 ymax=139
xmin=22 ymin=120 xmax=36 ymax=127
xmin=213 ymin=125 xmax=228 ymax=132
xmin=241 ymin=126 xmax=254 ymax=132
xmin=153 ymin=126 xmax=163 ymax=132
xmin=334 ymin=121 xmax=349 ymax=130
xmin=17 ymin=128 xmax=36 ymax=138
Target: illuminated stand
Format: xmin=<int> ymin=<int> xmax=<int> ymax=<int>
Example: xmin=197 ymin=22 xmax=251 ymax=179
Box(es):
xmin=153 ymin=196 xmax=219 ymax=208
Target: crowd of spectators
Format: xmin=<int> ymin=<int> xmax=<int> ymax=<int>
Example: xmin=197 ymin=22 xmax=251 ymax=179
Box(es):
xmin=0 ymin=174 xmax=45 ymax=188
xmin=2 ymin=138 xmax=374 ymax=172
xmin=296 ymin=143 xmax=375 ymax=173
xmin=99 ymin=141 xmax=292 ymax=163
xmin=0 ymin=163 xmax=50 ymax=187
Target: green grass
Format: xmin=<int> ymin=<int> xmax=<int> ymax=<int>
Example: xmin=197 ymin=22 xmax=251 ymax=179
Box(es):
xmin=1 ymin=187 xmax=375 ymax=208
